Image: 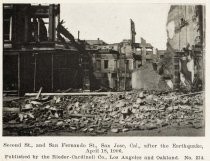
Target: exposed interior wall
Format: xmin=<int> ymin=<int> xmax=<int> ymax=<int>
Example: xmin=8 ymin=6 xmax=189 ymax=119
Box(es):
xmin=164 ymin=5 xmax=205 ymax=91
xmin=167 ymin=6 xmax=200 ymax=50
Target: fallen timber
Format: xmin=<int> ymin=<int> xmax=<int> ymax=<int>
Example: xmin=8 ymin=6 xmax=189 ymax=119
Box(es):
xmin=3 ymin=107 xmax=20 ymax=113
xmin=25 ymin=92 xmax=123 ymax=97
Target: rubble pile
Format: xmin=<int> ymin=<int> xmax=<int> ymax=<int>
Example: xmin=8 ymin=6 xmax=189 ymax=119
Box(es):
xmin=3 ymin=91 xmax=204 ymax=136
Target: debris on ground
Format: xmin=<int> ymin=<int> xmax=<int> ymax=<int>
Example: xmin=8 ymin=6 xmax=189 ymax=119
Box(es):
xmin=3 ymin=90 xmax=204 ymax=136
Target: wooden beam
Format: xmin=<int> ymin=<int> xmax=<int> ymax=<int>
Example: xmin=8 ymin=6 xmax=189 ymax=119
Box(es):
xmin=18 ymin=53 xmax=20 ymax=96
xmin=69 ymin=114 xmax=95 ymax=118
xmin=35 ymin=87 xmax=43 ymax=99
xmin=9 ymin=16 xmax=12 ymax=41
xmin=3 ymin=107 xmax=20 ymax=113
xmin=24 ymin=15 xmax=29 ymax=42
xmin=49 ymin=4 xmax=55 ymax=41
xmin=33 ymin=53 xmax=37 ymax=92
xmin=25 ymin=92 xmax=123 ymax=97
xmin=51 ymin=53 xmax=54 ymax=91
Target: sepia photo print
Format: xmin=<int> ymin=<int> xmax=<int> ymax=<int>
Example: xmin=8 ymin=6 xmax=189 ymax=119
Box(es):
xmin=2 ymin=3 xmax=205 ymax=136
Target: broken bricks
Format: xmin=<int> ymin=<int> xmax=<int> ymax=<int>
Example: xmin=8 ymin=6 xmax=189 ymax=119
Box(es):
xmin=3 ymin=90 xmax=204 ymax=135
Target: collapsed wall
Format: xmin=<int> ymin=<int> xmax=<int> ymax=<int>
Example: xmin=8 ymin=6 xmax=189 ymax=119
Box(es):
xmin=132 ymin=63 xmax=161 ymax=90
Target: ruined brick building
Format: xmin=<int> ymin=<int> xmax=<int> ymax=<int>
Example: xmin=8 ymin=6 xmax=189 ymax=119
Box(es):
xmin=86 ymin=37 xmax=157 ymax=91
xmin=84 ymin=18 xmax=158 ymax=91
xmin=165 ymin=5 xmax=205 ymax=91
xmin=3 ymin=4 xmax=158 ymax=95
xmin=85 ymin=39 xmax=132 ymax=91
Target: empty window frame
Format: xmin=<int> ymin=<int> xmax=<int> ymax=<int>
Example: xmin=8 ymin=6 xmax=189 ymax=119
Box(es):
xmin=104 ymin=60 xmax=109 ymax=69
xmin=96 ymin=60 xmax=101 ymax=70
xmin=3 ymin=16 xmax=12 ymax=41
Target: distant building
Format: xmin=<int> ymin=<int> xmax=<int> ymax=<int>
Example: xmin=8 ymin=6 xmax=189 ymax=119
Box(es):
xmin=85 ymin=38 xmax=107 ymax=50
xmin=133 ymin=37 xmax=156 ymax=69
xmin=157 ymin=50 xmax=166 ymax=59
xmin=131 ymin=38 xmax=160 ymax=90
xmin=87 ymin=37 xmax=156 ymax=91
xmin=90 ymin=49 xmax=119 ymax=90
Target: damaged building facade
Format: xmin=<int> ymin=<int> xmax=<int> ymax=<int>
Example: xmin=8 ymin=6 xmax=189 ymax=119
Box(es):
xmin=86 ymin=19 xmax=158 ymax=91
xmin=87 ymin=39 xmax=133 ymax=91
xmin=3 ymin=4 xmax=91 ymax=95
xmin=84 ymin=18 xmax=158 ymax=91
xmin=164 ymin=5 xmax=205 ymax=91
xmin=3 ymin=4 xmax=158 ymax=95
xmin=89 ymin=47 xmax=119 ymax=90
xmin=87 ymin=37 xmax=157 ymax=91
